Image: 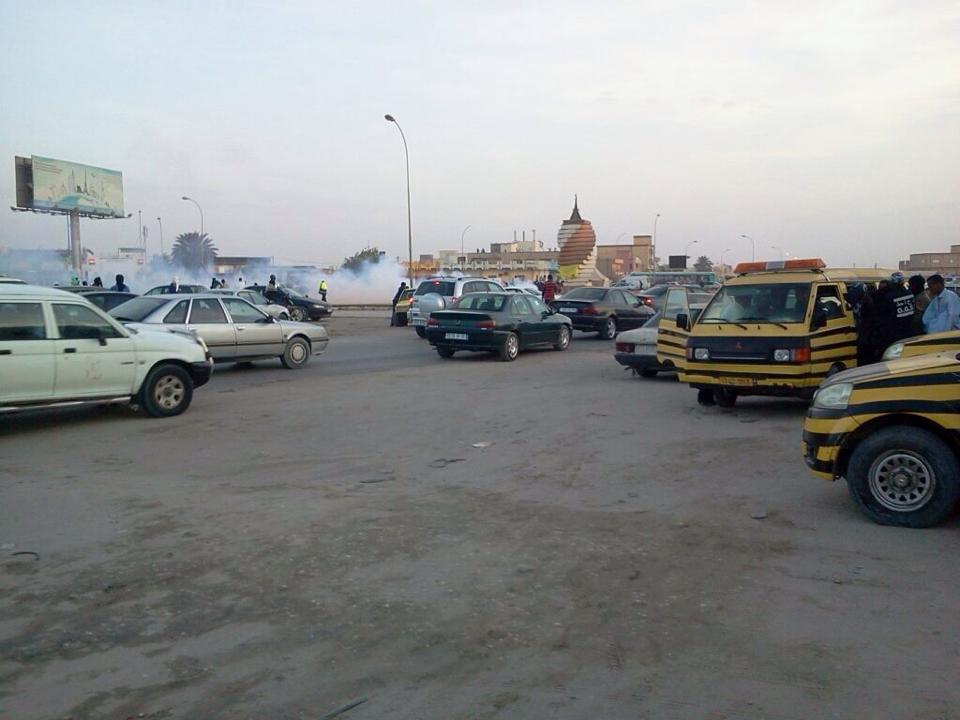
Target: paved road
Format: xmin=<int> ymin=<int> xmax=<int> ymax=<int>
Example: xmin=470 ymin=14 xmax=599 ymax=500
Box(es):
xmin=2 ymin=325 xmax=958 ymax=719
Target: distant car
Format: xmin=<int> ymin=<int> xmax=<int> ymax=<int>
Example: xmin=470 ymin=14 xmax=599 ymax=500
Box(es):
xmin=144 ymin=284 xmax=206 ymax=296
xmin=210 ymin=288 xmax=290 ymax=320
xmin=426 ymin=292 xmax=572 ymax=361
xmin=637 ymin=284 xmax=714 ymax=311
xmin=110 ymin=294 xmax=329 ymax=369
xmin=503 ymin=286 xmax=542 ymax=297
xmin=0 ymin=284 xmax=211 ymax=417
xmin=614 ymin=296 xmax=708 ymax=377
xmin=59 ymin=288 xmax=139 ymax=312
xmin=409 ymin=276 xmax=505 ymax=337
xmin=550 ymin=287 xmax=654 ymax=339
xmin=0 ymin=277 xmax=26 ymax=284
xmin=246 ymin=284 xmax=333 ymax=322
xmin=393 ymin=287 xmax=416 ymax=326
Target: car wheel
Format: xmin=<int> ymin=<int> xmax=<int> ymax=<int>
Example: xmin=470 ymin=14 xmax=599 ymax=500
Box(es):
xmin=846 ymin=426 xmax=960 ymax=527
xmin=280 ymin=337 xmax=311 ymax=369
xmin=640 ymin=368 xmax=658 ymax=378
xmin=715 ymin=388 xmax=738 ymax=407
xmin=415 ymin=326 xmax=426 ymax=338
xmin=500 ymin=332 xmax=520 ymax=362
xmin=437 ymin=347 xmax=455 ymax=359
xmin=289 ymin=306 xmax=307 ymax=322
xmin=139 ymin=364 xmax=193 ymax=418
xmin=554 ymin=325 xmax=571 ymax=351
xmin=598 ymin=316 xmax=617 ymax=340
xmin=697 ymin=388 xmax=716 ymax=406
xmin=279 ymin=312 xmax=290 ymax=320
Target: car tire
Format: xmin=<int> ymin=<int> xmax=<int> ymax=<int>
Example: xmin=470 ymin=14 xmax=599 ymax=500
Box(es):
xmin=715 ymin=388 xmax=738 ymax=408
xmin=280 ymin=336 xmax=311 ymax=369
xmin=846 ymin=426 xmax=960 ymax=528
xmin=639 ymin=368 xmax=658 ymax=378
xmin=554 ymin=325 xmax=571 ymax=351
xmin=697 ymin=388 xmax=716 ymax=406
xmin=415 ymin=326 xmax=426 ymax=338
xmin=437 ymin=347 xmax=455 ymax=359
xmin=139 ymin=364 xmax=193 ymax=418
xmin=279 ymin=312 xmax=290 ymax=320
xmin=500 ymin=332 xmax=520 ymax=362
xmin=289 ymin=306 xmax=307 ymax=322
xmin=598 ymin=316 xmax=617 ymax=340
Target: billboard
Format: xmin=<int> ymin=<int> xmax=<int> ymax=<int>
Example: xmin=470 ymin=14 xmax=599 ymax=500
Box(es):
xmin=668 ymin=254 xmax=688 ymax=269
xmin=29 ymin=156 xmax=124 ymax=217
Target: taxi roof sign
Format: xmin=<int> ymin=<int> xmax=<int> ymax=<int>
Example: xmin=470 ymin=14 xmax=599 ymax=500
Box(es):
xmin=733 ymin=258 xmax=827 ymax=274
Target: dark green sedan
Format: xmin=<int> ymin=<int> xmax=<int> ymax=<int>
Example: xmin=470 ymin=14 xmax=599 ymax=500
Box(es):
xmin=425 ymin=292 xmax=573 ymax=361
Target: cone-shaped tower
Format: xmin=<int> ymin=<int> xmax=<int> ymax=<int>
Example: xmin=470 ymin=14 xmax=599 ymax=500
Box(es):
xmin=556 ymin=196 xmax=602 ymax=284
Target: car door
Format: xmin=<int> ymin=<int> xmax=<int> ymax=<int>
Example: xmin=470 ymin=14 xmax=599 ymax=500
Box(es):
xmin=810 ymin=283 xmax=856 ymax=367
xmin=51 ymin=302 xmax=137 ymax=399
xmin=222 ymin=297 xmax=283 ymax=358
xmin=186 ymin=297 xmax=236 ymax=360
xmin=525 ymin=295 xmax=554 ymax=344
xmin=656 ymin=288 xmax=691 ymax=369
xmin=0 ymin=300 xmax=55 ymax=403
xmin=616 ymin=290 xmax=644 ymax=329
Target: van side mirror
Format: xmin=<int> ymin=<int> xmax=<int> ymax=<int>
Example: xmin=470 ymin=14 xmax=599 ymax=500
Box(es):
xmin=811 ymin=308 xmax=827 ymax=330
xmin=676 ymin=313 xmax=690 ymax=331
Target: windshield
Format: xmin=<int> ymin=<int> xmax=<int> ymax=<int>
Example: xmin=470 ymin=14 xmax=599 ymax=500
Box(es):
xmin=562 ymin=288 xmax=606 ymax=301
xmin=454 ymin=294 xmax=508 ymax=311
xmin=416 ymin=280 xmax=456 ymax=296
xmin=109 ymin=297 xmax=168 ymax=321
xmin=700 ymin=283 xmax=811 ymax=324
xmin=641 ymin=285 xmax=671 ymax=297
xmin=239 ymin=291 xmax=267 ymax=305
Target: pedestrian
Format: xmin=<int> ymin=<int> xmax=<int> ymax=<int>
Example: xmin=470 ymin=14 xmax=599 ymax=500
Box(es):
xmin=908 ymin=274 xmax=929 ymax=334
xmin=70 ymin=276 xmax=80 ymax=286
xmin=871 ymin=272 xmax=915 ymax=360
xmin=542 ymin=273 xmax=559 ymax=304
xmin=238 ymin=276 xmax=244 ymax=288
xmin=81 ymin=280 xmax=88 ymax=286
xmin=92 ymin=276 xmax=103 ymax=287
xmin=319 ymin=277 xmax=328 ymax=302
xmin=855 ymin=285 xmax=880 ymax=365
xmin=267 ymin=274 xmax=278 ymax=292
xmin=110 ymin=274 xmax=129 ymax=292
xmin=168 ymin=276 xmax=181 ymax=293
xmin=210 ymin=277 xmax=220 ymax=289
xmin=391 ymin=281 xmax=408 ymax=327
xmin=922 ymin=274 xmax=960 ymax=334
xmin=220 ymin=278 xmax=228 ymax=289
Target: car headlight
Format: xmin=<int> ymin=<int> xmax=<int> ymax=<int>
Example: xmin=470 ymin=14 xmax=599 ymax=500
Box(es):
xmin=694 ymin=347 xmax=710 ymax=360
xmin=882 ymin=342 xmax=904 ymax=361
xmin=773 ymin=349 xmax=791 ymax=362
xmin=813 ymin=383 xmax=853 ymax=410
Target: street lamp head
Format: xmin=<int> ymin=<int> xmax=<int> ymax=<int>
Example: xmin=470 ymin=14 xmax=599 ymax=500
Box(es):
xmin=384 ymin=114 xmax=396 ymax=122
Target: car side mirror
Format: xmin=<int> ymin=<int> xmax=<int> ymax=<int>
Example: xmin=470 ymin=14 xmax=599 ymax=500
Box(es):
xmin=811 ymin=308 xmax=827 ymax=330
xmin=96 ymin=327 xmax=109 ymax=346
xmin=676 ymin=313 xmax=690 ymax=331
xmin=260 ymin=315 xmax=275 ymax=323
xmin=542 ymin=310 xmax=552 ymax=318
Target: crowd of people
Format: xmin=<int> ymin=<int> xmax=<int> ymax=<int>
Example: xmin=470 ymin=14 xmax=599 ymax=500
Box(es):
xmin=850 ymin=272 xmax=959 ymax=364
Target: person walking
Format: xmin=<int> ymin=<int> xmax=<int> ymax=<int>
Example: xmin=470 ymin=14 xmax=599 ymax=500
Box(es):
xmin=267 ymin=274 xmax=278 ymax=292
xmin=908 ymin=275 xmax=929 ymax=334
xmin=871 ymin=272 xmax=915 ymax=360
xmin=541 ymin=274 xmax=560 ymax=304
xmin=110 ymin=274 xmax=129 ymax=292
xmin=210 ymin=277 xmax=220 ymax=289
xmin=318 ymin=277 xmax=328 ymax=302
xmin=391 ymin=281 xmax=408 ymax=327
xmin=92 ymin=276 xmax=103 ymax=287
xmin=168 ymin=276 xmax=182 ymax=294
xmin=922 ymin=274 xmax=960 ymax=334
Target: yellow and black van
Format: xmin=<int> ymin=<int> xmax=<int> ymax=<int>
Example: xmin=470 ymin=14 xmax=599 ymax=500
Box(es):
xmin=882 ymin=329 xmax=960 ymax=361
xmin=677 ymin=259 xmax=890 ymax=406
xmin=803 ymin=352 xmax=960 ymax=527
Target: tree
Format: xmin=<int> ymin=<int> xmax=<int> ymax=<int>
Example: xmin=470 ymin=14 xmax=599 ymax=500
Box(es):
xmin=694 ymin=255 xmax=713 ymax=272
xmin=171 ymin=232 xmax=218 ymax=271
xmin=342 ymin=247 xmax=383 ymax=274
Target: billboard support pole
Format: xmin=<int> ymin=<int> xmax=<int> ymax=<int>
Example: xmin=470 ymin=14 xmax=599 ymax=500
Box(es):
xmin=69 ymin=210 xmax=82 ymax=279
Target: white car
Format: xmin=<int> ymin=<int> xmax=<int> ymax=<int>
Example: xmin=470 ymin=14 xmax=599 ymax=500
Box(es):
xmin=0 ymin=285 xmax=212 ymax=418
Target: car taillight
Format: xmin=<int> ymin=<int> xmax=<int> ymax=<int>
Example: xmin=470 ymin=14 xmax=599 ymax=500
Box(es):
xmin=616 ymin=342 xmax=634 ymax=352
xmin=427 ymin=317 xmax=439 ymax=326
xmin=643 ymin=298 xmax=653 ymax=305
xmin=476 ymin=320 xmax=496 ymax=329
xmin=581 ymin=305 xmax=598 ymax=315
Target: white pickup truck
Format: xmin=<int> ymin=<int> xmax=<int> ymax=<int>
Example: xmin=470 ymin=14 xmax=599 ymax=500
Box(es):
xmin=0 ymin=285 xmax=212 ymax=418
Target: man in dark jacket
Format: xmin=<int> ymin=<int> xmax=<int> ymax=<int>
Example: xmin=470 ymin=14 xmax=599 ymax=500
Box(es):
xmin=391 ymin=282 xmax=408 ymax=326
xmin=872 ymin=272 xmax=915 ymax=360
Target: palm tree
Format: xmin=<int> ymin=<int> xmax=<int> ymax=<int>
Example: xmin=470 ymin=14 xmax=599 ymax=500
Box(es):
xmin=171 ymin=232 xmax=218 ymax=270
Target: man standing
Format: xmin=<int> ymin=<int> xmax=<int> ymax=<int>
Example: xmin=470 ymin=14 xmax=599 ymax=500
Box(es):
xmin=267 ymin=274 xmax=278 ymax=292
xmin=872 ymin=272 xmax=915 ymax=359
xmin=168 ymin=276 xmax=181 ymax=294
xmin=319 ymin=277 xmax=328 ymax=302
xmin=542 ymin=274 xmax=559 ymax=304
xmin=110 ymin=274 xmax=129 ymax=292
xmin=922 ymin=274 xmax=960 ymax=334
xmin=908 ymin=275 xmax=929 ymax=333
xmin=391 ymin=281 xmax=408 ymax=326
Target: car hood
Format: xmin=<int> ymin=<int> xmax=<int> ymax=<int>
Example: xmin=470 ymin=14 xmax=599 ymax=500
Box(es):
xmin=123 ymin=323 xmax=207 ymax=356
xmin=277 ymin=320 xmax=329 ymax=340
xmin=822 ymin=351 xmax=960 ymax=388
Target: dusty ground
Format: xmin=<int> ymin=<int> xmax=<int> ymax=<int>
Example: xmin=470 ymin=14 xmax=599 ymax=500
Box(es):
xmin=1 ymin=319 xmax=959 ymax=719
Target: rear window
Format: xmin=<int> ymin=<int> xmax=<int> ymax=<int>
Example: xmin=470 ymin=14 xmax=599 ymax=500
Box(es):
xmin=562 ymin=288 xmax=606 ymax=301
xmin=416 ymin=280 xmax=456 ymax=296
xmin=455 ymin=294 xmax=508 ymax=311
xmin=109 ymin=297 xmax=168 ymax=321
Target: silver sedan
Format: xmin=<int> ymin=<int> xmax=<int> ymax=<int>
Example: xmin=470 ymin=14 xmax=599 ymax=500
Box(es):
xmin=110 ymin=294 xmax=328 ymax=369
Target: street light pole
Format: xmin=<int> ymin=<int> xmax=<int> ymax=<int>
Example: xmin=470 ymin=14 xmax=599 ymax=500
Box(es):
xmin=156 ymin=217 xmax=164 ymax=257
xmin=182 ymin=196 xmax=204 ymax=237
xmin=460 ymin=224 xmax=471 ymax=270
xmin=720 ymin=247 xmax=731 ymax=272
xmin=740 ymin=234 xmax=756 ymax=262
xmin=385 ymin=114 xmax=414 ymax=285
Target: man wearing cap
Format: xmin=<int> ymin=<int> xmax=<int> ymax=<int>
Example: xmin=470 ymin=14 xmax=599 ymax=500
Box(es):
xmin=922 ymin=274 xmax=960 ymax=334
xmin=872 ymin=272 xmax=915 ymax=360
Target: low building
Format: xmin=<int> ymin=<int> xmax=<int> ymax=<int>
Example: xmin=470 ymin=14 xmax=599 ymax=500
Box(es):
xmin=899 ymin=245 xmax=960 ymax=278
xmin=212 ymin=256 xmax=273 ymax=275
xmin=596 ymin=235 xmax=655 ymax=280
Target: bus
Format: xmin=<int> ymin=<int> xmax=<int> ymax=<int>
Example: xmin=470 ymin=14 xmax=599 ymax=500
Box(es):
xmin=611 ymin=270 xmax=718 ymax=291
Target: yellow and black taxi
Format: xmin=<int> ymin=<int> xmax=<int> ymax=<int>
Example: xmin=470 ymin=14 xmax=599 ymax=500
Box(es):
xmin=393 ymin=287 xmax=416 ymax=326
xmin=803 ymin=352 xmax=960 ymax=527
xmin=882 ymin=329 xmax=960 ymax=361
xmin=678 ymin=259 xmax=890 ymax=407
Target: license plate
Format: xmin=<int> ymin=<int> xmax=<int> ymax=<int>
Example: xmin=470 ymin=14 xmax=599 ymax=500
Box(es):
xmin=445 ymin=333 xmax=468 ymax=341
xmin=721 ymin=376 xmax=754 ymax=387
xmin=560 ymin=307 xmax=578 ymax=313
xmin=634 ymin=346 xmax=656 ymax=356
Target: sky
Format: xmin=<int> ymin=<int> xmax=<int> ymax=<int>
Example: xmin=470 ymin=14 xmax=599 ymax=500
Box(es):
xmin=1 ymin=0 xmax=957 ymax=269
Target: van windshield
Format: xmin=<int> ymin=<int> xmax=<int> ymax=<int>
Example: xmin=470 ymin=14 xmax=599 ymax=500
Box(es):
xmin=700 ymin=283 xmax=810 ymax=325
